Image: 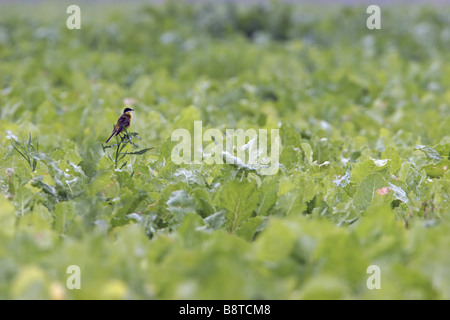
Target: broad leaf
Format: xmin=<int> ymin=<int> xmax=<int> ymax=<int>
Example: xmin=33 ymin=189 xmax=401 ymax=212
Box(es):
xmin=167 ymin=190 xmax=197 ymax=220
xmin=353 ymin=173 xmax=387 ymax=211
xmin=217 ymin=179 xmax=259 ymax=233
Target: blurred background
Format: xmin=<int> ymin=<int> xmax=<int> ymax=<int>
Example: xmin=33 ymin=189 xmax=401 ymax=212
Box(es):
xmin=1 ymin=0 xmax=450 ymax=146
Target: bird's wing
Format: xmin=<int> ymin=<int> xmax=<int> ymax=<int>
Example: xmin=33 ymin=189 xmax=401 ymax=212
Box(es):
xmin=115 ymin=114 xmax=131 ymax=134
xmin=106 ymin=114 xmax=131 ymax=143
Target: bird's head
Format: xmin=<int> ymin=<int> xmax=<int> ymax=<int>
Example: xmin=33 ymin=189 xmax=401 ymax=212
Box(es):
xmin=123 ymin=107 xmax=134 ymax=113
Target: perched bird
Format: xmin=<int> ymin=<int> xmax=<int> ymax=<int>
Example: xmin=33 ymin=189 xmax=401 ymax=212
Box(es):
xmin=105 ymin=107 xmax=134 ymax=143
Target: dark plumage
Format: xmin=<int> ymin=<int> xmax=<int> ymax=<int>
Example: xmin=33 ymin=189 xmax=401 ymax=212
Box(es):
xmin=106 ymin=108 xmax=134 ymax=143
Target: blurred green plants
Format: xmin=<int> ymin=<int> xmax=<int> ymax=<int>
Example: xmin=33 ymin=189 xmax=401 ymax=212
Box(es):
xmin=102 ymin=128 xmax=153 ymax=169
xmin=9 ymin=133 xmax=39 ymax=172
xmin=0 ymin=1 xmax=449 ymax=300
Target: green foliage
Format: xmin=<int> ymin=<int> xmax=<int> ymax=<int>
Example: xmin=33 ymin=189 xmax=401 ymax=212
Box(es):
xmin=9 ymin=133 xmax=39 ymax=172
xmin=102 ymin=129 xmax=153 ymax=169
xmin=0 ymin=1 xmax=449 ymax=300
xmin=353 ymin=173 xmax=388 ymax=211
xmin=217 ymin=179 xmax=259 ymax=233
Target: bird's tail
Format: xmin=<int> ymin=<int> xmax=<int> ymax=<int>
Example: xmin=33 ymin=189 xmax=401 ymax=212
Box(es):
xmin=106 ymin=131 xmax=116 ymax=143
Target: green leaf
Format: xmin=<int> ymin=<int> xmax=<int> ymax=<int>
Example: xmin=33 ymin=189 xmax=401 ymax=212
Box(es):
xmin=256 ymin=177 xmax=278 ymax=216
xmin=415 ymin=145 xmax=442 ymax=161
xmin=30 ymin=175 xmax=57 ymax=199
xmin=192 ymin=188 xmax=215 ymax=217
xmin=235 ymin=216 xmax=265 ymax=241
xmin=174 ymin=169 xmax=206 ymax=187
xmin=422 ymin=159 xmax=450 ymax=178
xmin=278 ymin=174 xmax=315 ymax=215
xmin=111 ymin=187 xmax=149 ymax=228
xmin=125 ymin=147 xmax=154 ymax=155
xmin=301 ymin=142 xmax=313 ymax=164
xmin=387 ymin=182 xmax=409 ymax=203
xmin=381 ymin=147 xmax=402 ymax=175
xmin=279 ymin=146 xmax=300 ymax=170
xmin=13 ymin=186 xmax=35 ymax=216
xmin=217 ymin=179 xmax=259 ymax=233
xmin=177 ymin=212 xmax=207 ymax=247
xmin=52 ymin=202 xmax=75 ymax=234
xmin=167 ymin=190 xmax=197 ymax=221
xmin=433 ymin=143 xmax=450 ymax=159
xmin=279 ymin=123 xmax=302 ymax=149
xmin=203 ymin=210 xmax=226 ymax=230
xmin=351 ymin=159 xmax=376 ymax=184
xmin=254 ymin=219 xmax=298 ymax=262
xmin=351 ymin=158 xmax=390 ymax=184
xmin=353 ymin=173 xmax=387 ymax=211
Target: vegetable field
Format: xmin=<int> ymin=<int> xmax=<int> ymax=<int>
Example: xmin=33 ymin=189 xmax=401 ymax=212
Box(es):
xmin=0 ymin=1 xmax=449 ymax=299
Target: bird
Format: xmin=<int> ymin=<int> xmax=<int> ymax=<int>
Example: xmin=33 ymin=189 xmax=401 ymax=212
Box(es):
xmin=105 ymin=107 xmax=134 ymax=143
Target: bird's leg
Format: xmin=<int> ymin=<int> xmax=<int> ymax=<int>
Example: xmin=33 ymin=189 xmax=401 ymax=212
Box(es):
xmin=120 ymin=126 xmax=135 ymax=146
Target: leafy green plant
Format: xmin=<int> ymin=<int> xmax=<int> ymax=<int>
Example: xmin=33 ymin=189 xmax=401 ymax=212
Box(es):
xmin=9 ymin=133 xmax=39 ymax=172
xmin=102 ymin=128 xmax=153 ymax=169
